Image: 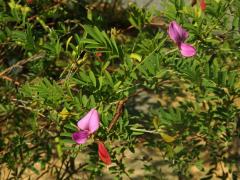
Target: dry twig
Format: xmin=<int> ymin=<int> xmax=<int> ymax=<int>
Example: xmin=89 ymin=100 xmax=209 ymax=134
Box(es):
xmin=0 ymin=52 xmax=45 ymax=83
xmin=107 ymin=98 xmax=128 ymax=132
xmin=1 ymin=75 xmax=20 ymax=85
xmin=107 ymin=89 xmax=145 ymax=132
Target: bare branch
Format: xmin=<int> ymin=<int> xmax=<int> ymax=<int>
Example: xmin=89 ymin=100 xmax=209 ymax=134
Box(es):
xmin=0 ymin=52 xmax=45 ymax=77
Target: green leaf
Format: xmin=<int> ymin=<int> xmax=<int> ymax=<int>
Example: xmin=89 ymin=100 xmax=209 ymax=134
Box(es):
xmin=98 ymin=76 xmax=104 ymax=89
xmin=82 ymin=95 xmax=88 ymax=107
xmin=64 ymin=123 xmax=77 ymax=131
xmin=159 ymin=132 xmax=177 ymax=143
xmin=93 ymin=26 xmax=107 ymax=45
xmin=60 ymin=132 xmax=73 ymax=137
xmin=89 ymin=70 xmax=96 ymax=87
xmin=104 ymin=70 xmax=114 ymax=87
xmin=83 ymin=25 xmax=102 ymax=43
xmin=80 ymin=38 xmax=100 ymax=44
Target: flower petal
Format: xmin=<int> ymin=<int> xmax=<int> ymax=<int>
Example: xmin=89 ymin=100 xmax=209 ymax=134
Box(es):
xmin=168 ymin=21 xmax=188 ymax=44
xmin=200 ymin=0 xmax=206 ymax=11
xmin=72 ymin=131 xmax=89 ymax=144
xmin=98 ymin=142 xmax=112 ymax=165
xmin=179 ymin=43 xmax=196 ymax=57
xmin=77 ymin=109 xmax=100 ymax=133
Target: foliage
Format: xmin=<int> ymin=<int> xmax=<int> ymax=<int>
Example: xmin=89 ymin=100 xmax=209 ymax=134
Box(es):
xmin=0 ymin=0 xmax=240 ymax=179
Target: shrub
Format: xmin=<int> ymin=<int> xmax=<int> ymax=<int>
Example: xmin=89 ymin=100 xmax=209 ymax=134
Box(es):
xmin=0 ymin=0 xmax=240 ymax=179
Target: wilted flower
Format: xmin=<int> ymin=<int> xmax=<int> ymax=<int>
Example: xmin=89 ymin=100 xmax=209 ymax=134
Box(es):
xmin=26 ymin=0 xmax=33 ymax=4
xmin=72 ymin=109 xmax=100 ymax=144
xmin=168 ymin=21 xmax=196 ymax=57
xmin=98 ymin=141 xmax=112 ymax=165
xmin=200 ymin=0 xmax=206 ymax=11
xmin=191 ymin=0 xmax=206 ymax=13
xmin=96 ymin=52 xmax=103 ymax=57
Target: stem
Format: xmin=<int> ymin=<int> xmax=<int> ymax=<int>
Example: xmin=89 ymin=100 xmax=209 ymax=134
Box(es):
xmin=130 ymin=128 xmax=159 ymax=134
xmin=0 ymin=52 xmax=45 ymax=77
xmin=131 ymin=42 xmax=164 ymax=73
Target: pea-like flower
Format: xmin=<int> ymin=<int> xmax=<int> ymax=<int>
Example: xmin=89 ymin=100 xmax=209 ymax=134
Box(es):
xmin=98 ymin=141 xmax=112 ymax=165
xmin=168 ymin=21 xmax=196 ymax=57
xmin=72 ymin=109 xmax=100 ymax=144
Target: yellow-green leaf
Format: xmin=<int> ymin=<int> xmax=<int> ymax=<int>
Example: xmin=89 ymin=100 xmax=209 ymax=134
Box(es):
xmin=59 ymin=107 xmax=69 ymax=120
xmin=160 ymin=132 xmax=177 ymax=143
xmin=130 ymin=53 xmax=142 ymax=62
xmin=153 ymin=116 xmax=159 ymax=130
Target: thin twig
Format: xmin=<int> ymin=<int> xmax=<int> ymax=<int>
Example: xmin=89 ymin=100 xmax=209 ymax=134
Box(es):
xmin=191 ymin=0 xmax=197 ymax=6
xmin=107 ymin=89 xmax=144 ymax=132
xmin=219 ymin=161 xmax=227 ymax=178
xmin=1 ymin=75 xmax=20 ymax=85
xmin=62 ymin=163 xmax=88 ymax=180
xmin=17 ymin=105 xmax=46 ymax=118
xmin=0 ymin=52 xmax=45 ymax=77
xmin=107 ymin=98 xmax=128 ymax=132
xmin=35 ymin=169 xmax=49 ymax=180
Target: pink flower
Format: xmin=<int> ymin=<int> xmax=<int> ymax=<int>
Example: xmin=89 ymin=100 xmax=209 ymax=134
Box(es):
xmin=98 ymin=141 xmax=112 ymax=165
xmin=72 ymin=109 xmax=100 ymax=144
xmin=168 ymin=21 xmax=196 ymax=57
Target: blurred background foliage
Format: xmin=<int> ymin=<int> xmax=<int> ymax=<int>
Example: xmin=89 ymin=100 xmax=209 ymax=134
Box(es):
xmin=0 ymin=0 xmax=240 ymax=179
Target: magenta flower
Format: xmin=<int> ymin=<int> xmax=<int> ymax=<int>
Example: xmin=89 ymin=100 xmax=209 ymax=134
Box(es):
xmin=168 ymin=21 xmax=196 ymax=57
xmin=72 ymin=109 xmax=100 ymax=144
